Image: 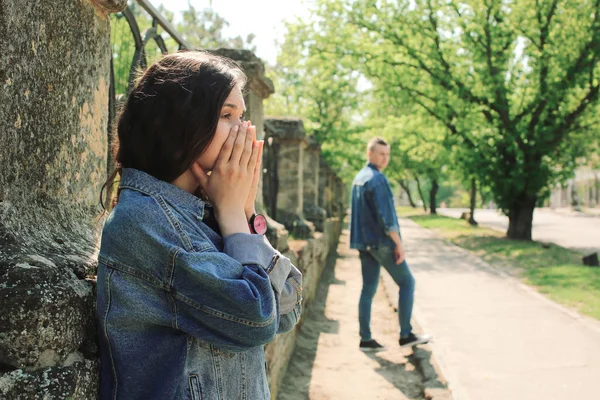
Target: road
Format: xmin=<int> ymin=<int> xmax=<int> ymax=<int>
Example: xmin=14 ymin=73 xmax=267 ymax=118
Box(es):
xmin=401 ymin=219 xmax=600 ymax=400
xmin=437 ymin=208 xmax=600 ymax=255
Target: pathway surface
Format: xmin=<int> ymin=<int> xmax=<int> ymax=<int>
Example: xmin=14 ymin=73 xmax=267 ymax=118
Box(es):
xmin=402 ymin=218 xmax=600 ymax=400
xmin=277 ymin=232 xmax=448 ymax=400
xmin=438 ymin=208 xmax=600 ymax=254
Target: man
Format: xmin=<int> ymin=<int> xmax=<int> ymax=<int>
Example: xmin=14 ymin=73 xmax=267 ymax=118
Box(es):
xmin=350 ymin=137 xmax=431 ymax=351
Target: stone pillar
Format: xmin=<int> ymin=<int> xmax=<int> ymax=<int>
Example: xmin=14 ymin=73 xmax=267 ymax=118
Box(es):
xmin=211 ymin=49 xmax=274 ymax=215
xmin=264 ymin=118 xmax=315 ymax=239
xmin=330 ymin=175 xmax=347 ymax=221
xmin=303 ymin=138 xmax=327 ymax=231
xmin=336 ymin=176 xmax=348 ymax=220
xmin=0 ymin=0 xmax=127 ymax=398
xmin=318 ymin=157 xmax=334 ymax=217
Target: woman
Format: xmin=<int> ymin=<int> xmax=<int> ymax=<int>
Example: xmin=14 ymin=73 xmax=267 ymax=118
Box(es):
xmin=97 ymin=51 xmax=302 ymax=400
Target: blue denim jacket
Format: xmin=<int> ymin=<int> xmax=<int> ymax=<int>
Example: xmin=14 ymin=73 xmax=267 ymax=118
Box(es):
xmin=96 ymin=168 xmax=302 ymax=400
xmin=350 ymin=163 xmax=400 ymax=250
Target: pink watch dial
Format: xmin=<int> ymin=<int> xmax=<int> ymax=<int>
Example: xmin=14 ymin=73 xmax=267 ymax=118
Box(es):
xmin=251 ymin=214 xmax=267 ymax=235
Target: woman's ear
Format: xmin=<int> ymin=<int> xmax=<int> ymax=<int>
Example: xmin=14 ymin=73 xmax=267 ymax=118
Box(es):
xmin=190 ymin=161 xmax=209 ymax=190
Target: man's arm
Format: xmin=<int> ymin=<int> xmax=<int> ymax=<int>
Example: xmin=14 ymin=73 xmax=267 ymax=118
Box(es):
xmin=389 ymin=231 xmax=405 ymax=265
xmin=371 ymin=178 xmax=404 ymax=264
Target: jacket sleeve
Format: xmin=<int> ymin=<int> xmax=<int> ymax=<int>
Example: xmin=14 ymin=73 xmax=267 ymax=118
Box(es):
xmin=275 ymin=261 xmax=303 ymax=334
xmin=225 ymin=234 xmax=303 ymax=335
xmin=371 ymin=177 xmax=400 ymax=234
xmin=171 ymin=233 xmax=301 ymax=351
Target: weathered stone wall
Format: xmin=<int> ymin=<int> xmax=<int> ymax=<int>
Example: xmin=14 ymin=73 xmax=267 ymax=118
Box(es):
xmin=303 ymin=138 xmax=327 ymax=231
xmin=303 ymin=138 xmax=320 ymax=208
xmin=0 ymin=0 xmax=127 ymax=399
xmin=264 ymin=118 xmax=305 ymax=221
xmin=264 ymin=118 xmax=315 ymax=238
xmin=319 ymin=156 xmax=332 ymax=214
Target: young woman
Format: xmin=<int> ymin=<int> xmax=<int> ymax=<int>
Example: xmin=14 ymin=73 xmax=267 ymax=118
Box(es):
xmin=97 ymin=51 xmax=302 ymax=400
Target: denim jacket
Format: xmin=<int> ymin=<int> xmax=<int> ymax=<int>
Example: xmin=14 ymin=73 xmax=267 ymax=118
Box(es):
xmin=96 ymin=168 xmax=302 ymax=400
xmin=350 ymin=163 xmax=400 ymax=250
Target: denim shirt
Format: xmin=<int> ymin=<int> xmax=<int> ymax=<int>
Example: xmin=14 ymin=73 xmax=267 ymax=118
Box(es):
xmin=96 ymin=168 xmax=302 ymax=400
xmin=350 ymin=163 xmax=400 ymax=250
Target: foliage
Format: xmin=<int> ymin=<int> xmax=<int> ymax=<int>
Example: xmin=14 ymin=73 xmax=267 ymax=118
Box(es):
xmin=265 ymin=19 xmax=367 ymax=183
xmin=110 ymin=1 xmax=254 ymax=96
xmin=266 ymin=14 xmax=458 ymax=202
xmin=173 ymin=4 xmax=256 ymax=51
xmin=289 ymin=0 xmax=600 ymax=239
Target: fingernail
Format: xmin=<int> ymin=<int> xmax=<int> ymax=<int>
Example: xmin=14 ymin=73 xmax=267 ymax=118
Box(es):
xmin=234 ymin=125 xmax=239 ymax=132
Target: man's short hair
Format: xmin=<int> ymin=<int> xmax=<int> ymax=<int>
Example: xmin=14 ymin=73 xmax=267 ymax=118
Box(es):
xmin=367 ymin=137 xmax=389 ymax=152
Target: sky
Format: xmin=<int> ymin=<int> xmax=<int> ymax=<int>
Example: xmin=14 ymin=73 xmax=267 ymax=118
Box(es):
xmin=154 ymin=0 xmax=311 ymax=65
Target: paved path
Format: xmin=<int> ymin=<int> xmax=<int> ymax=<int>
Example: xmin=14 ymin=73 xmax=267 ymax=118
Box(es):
xmin=277 ymin=231 xmax=449 ymax=400
xmin=438 ymin=208 xmax=600 ymax=254
xmin=402 ymin=218 xmax=600 ymax=400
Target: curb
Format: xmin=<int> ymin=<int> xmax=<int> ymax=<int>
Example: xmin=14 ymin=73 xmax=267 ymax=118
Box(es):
xmin=380 ymin=270 xmax=454 ymax=400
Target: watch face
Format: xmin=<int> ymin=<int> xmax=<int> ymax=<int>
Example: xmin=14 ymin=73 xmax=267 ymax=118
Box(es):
xmin=253 ymin=214 xmax=268 ymax=235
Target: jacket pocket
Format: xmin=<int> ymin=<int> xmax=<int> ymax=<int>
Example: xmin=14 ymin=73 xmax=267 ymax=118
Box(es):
xmin=189 ymin=374 xmax=202 ymax=400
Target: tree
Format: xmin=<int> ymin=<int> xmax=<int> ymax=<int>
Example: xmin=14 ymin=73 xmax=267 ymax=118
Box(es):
xmin=265 ymin=19 xmax=366 ymax=183
xmin=175 ymin=4 xmax=256 ymax=51
xmin=373 ymin=110 xmax=451 ymax=215
xmin=110 ymin=3 xmax=256 ymax=96
xmin=301 ymin=0 xmax=600 ymax=239
xmin=398 ymin=179 xmax=418 ymax=208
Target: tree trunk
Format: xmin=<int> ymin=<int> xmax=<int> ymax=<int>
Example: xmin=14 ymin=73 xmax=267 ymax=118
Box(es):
xmin=595 ymin=173 xmax=599 ymax=206
xmin=468 ymin=177 xmax=478 ymax=225
xmin=480 ymin=188 xmax=487 ymax=209
xmin=571 ymin=183 xmax=581 ymax=211
xmin=415 ymin=175 xmax=427 ymax=212
xmin=398 ymin=179 xmax=417 ymax=208
xmin=429 ymin=179 xmax=439 ymax=215
xmin=507 ymin=196 xmax=537 ymax=240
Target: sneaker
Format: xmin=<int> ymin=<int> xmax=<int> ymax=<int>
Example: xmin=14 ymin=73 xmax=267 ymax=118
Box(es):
xmin=359 ymin=339 xmax=386 ymax=352
xmin=399 ymin=333 xmax=431 ymax=348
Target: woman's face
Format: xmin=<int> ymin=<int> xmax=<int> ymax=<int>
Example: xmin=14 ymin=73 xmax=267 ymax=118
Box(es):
xmin=197 ymin=84 xmax=246 ymax=171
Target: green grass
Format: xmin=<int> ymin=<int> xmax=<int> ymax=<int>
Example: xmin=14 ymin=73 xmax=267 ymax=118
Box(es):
xmin=405 ymin=212 xmax=600 ymax=320
xmin=396 ymin=206 xmax=427 ymax=218
xmin=526 ymin=266 xmax=600 ymax=319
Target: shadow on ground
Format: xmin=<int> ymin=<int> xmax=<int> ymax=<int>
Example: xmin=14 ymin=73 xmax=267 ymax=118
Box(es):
xmin=276 ymin=250 xmax=342 ymax=400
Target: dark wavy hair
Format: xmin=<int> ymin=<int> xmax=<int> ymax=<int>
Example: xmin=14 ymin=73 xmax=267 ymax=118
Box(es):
xmin=101 ymin=51 xmax=247 ymax=210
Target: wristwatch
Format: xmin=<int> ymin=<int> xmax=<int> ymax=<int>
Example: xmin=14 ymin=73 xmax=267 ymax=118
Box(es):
xmin=248 ymin=213 xmax=267 ymax=235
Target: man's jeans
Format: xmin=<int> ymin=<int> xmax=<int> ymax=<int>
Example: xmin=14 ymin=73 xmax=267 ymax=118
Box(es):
xmin=358 ymin=246 xmax=415 ymax=340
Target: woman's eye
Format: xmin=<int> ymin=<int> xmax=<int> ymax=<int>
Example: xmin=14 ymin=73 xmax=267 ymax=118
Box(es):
xmin=221 ymin=113 xmax=231 ymax=119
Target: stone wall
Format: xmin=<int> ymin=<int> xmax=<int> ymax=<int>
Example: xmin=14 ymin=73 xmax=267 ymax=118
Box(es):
xmin=303 ymin=138 xmax=327 ymax=231
xmin=0 ymin=0 xmax=127 ymax=398
xmin=0 ymin=3 xmax=346 ymax=398
xmin=264 ymin=118 xmax=314 ymax=239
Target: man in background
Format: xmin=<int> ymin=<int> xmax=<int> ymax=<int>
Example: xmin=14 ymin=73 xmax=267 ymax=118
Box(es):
xmin=350 ymin=137 xmax=431 ymax=351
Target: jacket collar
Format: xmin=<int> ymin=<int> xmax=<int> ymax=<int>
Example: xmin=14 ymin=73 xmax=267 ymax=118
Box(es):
xmin=119 ymin=168 xmax=205 ymax=218
xmin=367 ymin=162 xmax=380 ymax=172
